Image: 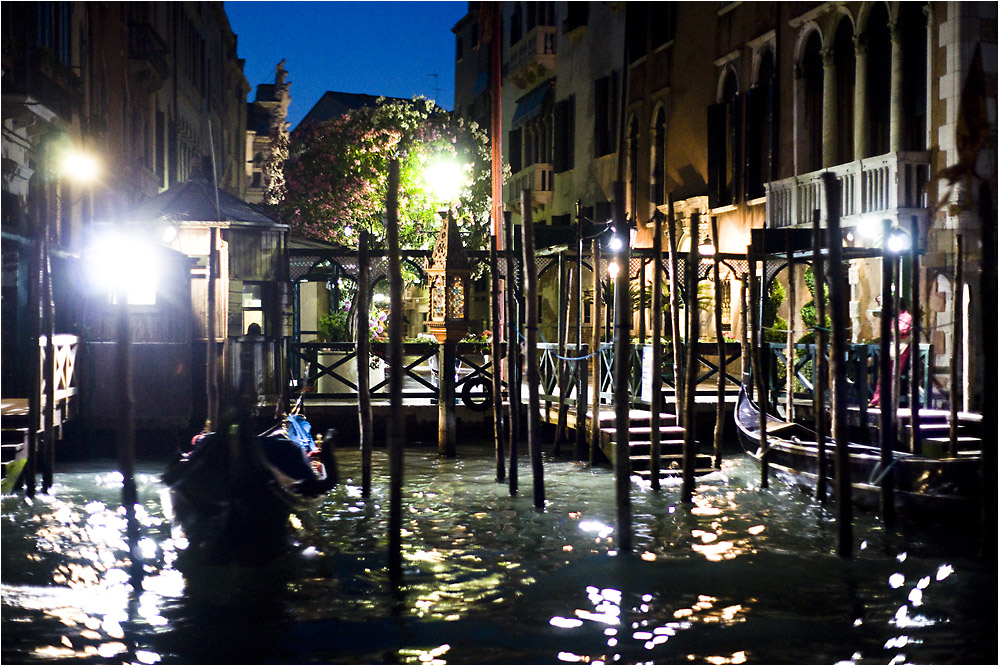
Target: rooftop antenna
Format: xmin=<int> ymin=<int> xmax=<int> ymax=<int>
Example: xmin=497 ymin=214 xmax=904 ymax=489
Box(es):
xmin=428 ymin=72 xmax=442 ymax=103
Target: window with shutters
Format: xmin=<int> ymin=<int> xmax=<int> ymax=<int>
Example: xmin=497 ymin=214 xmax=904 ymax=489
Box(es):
xmin=554 ymin=96 xmax=575 ymax=173
xmin=708 ymin=69 xmax=740 ymax=209
xmin=651 ymin=3 xmax=676 ymax=48
xmin=509 ymin=127 xmax=523 ymax=173
xmin=745 ymin=50 xmax=774 ymax=200
xmin=594 ymin=74 xmax=618 ymax=157
xmin=651 ymin=107 xmax=666 ymax=206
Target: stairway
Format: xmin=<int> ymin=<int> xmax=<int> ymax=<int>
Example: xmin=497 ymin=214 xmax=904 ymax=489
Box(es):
xmin=1 ymin=407 xmax=30 ymax=487
xmin=894 ymin=408 xmax=983 ymax=456
xmin=597 ymin=409 xmax=715 ymax=482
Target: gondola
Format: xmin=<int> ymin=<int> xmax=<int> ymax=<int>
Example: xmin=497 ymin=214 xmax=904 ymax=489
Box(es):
xmin=162 ymin=400 xmax=338 ymax=565
xmin=734 ymin=385 xmax=981 ymax=513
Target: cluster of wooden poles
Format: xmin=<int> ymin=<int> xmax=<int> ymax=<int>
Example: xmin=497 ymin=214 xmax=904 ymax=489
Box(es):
xmin=357 ymin=167 xmax=741 ymax=578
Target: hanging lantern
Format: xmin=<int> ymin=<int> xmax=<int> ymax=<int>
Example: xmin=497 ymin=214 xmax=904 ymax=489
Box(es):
xmin=425 ymin=212 xmax=471 ymax=343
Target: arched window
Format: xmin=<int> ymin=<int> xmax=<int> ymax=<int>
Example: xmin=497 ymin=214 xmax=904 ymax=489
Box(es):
xmin=801 ymin=31 xmax=824 ymax=172
xmin=866 ymin=4 xmax=891 ymax=156
xmin=834 ymin=19 xmax=855 ymax=165
xmin=708 ymin=69 xmax=740 ymax=208
xmin=626 ymin=118 xmax=639 ymax=218
xmin=745 ymin=49 xmax=775 ymax=199
xmin=651 ymin=106 xmax=666 ymax=207
xmin=899 ymin=3 xmax=928 ymax=150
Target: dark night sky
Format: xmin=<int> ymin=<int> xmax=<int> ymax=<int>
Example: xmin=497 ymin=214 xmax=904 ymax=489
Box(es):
xmin=225 ymin=1 xmax=466 ymax=131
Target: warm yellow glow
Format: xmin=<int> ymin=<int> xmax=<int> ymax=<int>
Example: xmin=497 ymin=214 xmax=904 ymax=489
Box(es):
xmin=426 ymin=158 xmax=466 ymax=204
xmin=60 ymin=151 xmax=100 ymax=183
xmin=607 ymin=261 xmax=619 ymax=279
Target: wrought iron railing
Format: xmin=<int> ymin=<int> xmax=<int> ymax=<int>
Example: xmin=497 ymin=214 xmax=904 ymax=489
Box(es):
xmin=764 ymin=342 xmax=933 ymax=413
xmin=537 ymin=340 xmax=743 ymax=410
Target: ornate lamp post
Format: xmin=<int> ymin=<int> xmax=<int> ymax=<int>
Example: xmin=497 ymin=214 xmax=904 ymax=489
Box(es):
xmin=425 ymin=212 xmax=470 ymax=456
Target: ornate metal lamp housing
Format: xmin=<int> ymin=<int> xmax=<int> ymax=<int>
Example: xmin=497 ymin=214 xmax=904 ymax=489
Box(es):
xmin=425 ymin=213 xmax=471 ymax=343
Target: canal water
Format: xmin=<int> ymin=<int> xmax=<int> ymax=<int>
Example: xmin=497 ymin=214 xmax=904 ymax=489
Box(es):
xmin=2 ymin=444 xmax=995 ymax=664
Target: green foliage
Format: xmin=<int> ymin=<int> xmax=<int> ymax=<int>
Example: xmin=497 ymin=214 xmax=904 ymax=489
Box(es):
xmin=764 ymin=315 xmax=788 ymax=343
xmin=798 ymin=266 xmax=831 ymax=346
xmin=317 ymin=310 xmax=349 ymax=342
xmin=762 ymin=279 xmax=785 ymax=329
xmin=270 ymin=97 xmax=503 ymax=252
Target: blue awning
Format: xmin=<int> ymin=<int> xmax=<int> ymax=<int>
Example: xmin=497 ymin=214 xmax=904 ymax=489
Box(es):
xmin=511 ymin=83 xmax=552 ymax=129
xmin=472 ymin=71 xmax=488 ymax=96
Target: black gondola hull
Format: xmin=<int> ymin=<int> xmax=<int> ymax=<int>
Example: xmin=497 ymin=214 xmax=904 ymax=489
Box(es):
xmin=734 ymin=386 xmax=981 ymax=514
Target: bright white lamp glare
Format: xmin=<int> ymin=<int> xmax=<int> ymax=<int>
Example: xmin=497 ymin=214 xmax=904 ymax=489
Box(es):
xmin=87 ymin=233 xmax=160 ymax=305
xmin=607 ymin=261 xmax=619 ymax=279
xmin=426 ymin=158 xmax=465 ymax=204
xmin=61 ymin=151 xmax=100 ymax=184
xmin=856 ymin=216 xmax=884 ymax=242
xmin=887 ymin=230 xmax=910 ymax=254
xmin=608 ymin=236 xmax=624 ymax=252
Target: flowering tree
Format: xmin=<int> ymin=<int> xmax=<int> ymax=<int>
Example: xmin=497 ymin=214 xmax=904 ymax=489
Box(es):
xmin=269 ymin=97 xmax=498 ymax=252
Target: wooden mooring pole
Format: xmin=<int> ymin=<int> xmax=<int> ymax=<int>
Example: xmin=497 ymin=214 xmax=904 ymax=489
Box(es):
xmin=553 ymin=252 xmax=568 ymax=448
xmin=822 ymin=172 xmax=852 ymax=558
xmin=666 ymin=197 xmax=684 ymax=426
xmin=908 ymin=216 xmax=922 ymax=456
xmin=750 ymin=254 xmax=769 ymax=488
xmin=575 ymin=209 xmax=588 ymax=461
xmin=357 ymin=229 xmax=373 ymax=497
xmin=490 ymin=235 xmax=506 ymax=482
xmin=785 ymin=230 xmax=796 ymax=423
xmin=681 ymin=212 xmax=699 ymax=504
xmin=505 ymin=213 xmax=521 ymax=495
xmin=386 ymin=159 xmax=404 ymax=582
xmin=879 ymin=220 xmax=897 ymax=525
xmin=612 ymin=183 xmax=632 ymax=550
xmin=811 ymin=209 xmax=828 ymax=504
xmin=711 ymin=216 xmax=724 ymax=470
xmin=949 ymin=234 xmax=962 ymax=457
xmin=42 ymin=231 xmax=55 ymax=493
xmin=650 ymin=211 xmax=664 ymax=489
xmin=522 ymin=189 xmax=544 ymax=509
xmin=590 ymin=238 xmax=602 ymax=465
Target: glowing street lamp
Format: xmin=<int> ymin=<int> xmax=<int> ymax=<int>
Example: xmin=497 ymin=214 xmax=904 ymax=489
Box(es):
xmin=85 ymin=228 xmax=162 ymax=305
xmin=423 ymin=157 xmax=471 ymax=457
xmin=425 ymin=157 xmax=466 ymax=207
xmin=698 ymin=236 xmax=716 ymax=256
xmin=59 ymin=150 xmax=100 ymax=184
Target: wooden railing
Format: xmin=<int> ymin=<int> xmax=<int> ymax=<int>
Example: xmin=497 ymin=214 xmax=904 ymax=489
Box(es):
xmin=289 ymin=341 xmax=503 ymax=404
xmin=40 ymin=334 xmax=79 ymax=408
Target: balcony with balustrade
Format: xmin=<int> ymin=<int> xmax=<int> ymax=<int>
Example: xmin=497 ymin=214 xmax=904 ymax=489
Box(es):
xmin=764 ymin=152 xmax=931 ymax=229
xmin=507 ymin=163 xmax=554 ymax=213
xmin=508 ymin=26 xmax=556 ymax=90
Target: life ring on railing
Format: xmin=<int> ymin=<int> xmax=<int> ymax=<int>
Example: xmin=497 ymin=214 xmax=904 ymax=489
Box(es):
xmin=461 ymin=376 xmax=493 ymax=411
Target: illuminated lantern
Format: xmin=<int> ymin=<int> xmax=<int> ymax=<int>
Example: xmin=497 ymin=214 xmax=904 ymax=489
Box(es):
xmin=425 ymin=213 xmax=471 ymax=344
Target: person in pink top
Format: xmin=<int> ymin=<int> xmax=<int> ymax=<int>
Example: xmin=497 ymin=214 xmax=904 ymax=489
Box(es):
xmin=869 ymin=303 xmax=912 ymax=407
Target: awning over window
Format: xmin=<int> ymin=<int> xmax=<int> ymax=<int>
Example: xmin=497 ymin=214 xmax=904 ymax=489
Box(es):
xmin=511 ymin=83 xmax=552 ymax=129
xmin=472 ymin=71 xmax=488 ymax=96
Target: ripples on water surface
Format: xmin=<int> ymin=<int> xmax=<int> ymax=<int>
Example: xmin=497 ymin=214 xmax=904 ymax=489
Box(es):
xmin=2 ymin=446 xmax=995 ymax=664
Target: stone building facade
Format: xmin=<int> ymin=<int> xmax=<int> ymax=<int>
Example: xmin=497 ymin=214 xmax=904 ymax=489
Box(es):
xmin=453 ymin=1 xmax=997 ymax=410
xmin=2 ymin=1 xmax=251 ymax=397
xmin=245 ymin=60 xmax=291 ymax=204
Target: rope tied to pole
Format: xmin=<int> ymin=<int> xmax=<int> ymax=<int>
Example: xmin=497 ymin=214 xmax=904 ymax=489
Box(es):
xmin=868 ymin=458 xmax=900 ymax=486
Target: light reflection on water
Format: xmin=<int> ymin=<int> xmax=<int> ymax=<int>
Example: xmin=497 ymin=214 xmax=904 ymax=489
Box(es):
xmin=1 ymin=449 xmax=994 ymax=664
